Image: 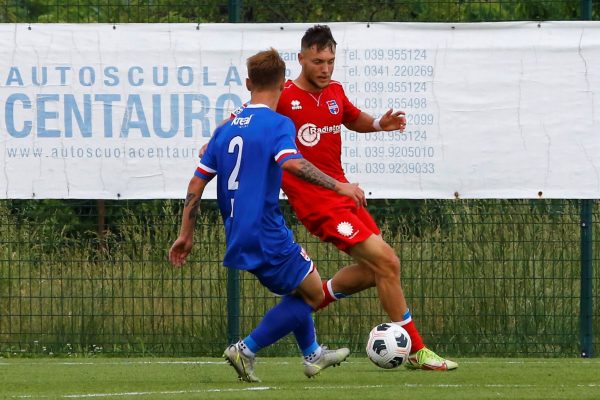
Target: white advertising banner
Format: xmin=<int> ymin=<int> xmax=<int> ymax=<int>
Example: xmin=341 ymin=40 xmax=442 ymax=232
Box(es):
xmin=1 ymin=22 xmax=599 ymax=199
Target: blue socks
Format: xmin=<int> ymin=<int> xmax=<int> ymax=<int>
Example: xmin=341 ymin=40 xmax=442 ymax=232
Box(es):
xmin=293 ymin=311 xmax=318 ymax=357
xmin=242 ymin=295 xmax=317 ymax=356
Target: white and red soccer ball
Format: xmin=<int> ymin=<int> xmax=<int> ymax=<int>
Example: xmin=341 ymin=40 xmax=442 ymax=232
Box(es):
xmin=366 ymin=323 xmax=412 ymax=369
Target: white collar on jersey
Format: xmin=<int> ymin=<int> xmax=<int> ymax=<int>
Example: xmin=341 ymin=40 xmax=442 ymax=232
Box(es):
xmin=245 ymin=103 xmax=269 ymax=109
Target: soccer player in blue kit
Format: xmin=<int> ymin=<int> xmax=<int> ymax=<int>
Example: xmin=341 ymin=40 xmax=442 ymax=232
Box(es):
xmin=168 ymin=48 xmax=366 ymax=382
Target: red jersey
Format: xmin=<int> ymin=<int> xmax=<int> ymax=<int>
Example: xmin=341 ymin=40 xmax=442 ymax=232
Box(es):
xmin=278 ymin=80 xmax=361 ymax=219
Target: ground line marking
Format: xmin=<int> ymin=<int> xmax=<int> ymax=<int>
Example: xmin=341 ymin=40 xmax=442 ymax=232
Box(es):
xmin=11 ymin=382 xmax=600 ymax=399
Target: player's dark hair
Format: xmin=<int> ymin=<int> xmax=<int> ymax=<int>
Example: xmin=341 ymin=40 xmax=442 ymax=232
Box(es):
xmin=301 ymin=24 xmax=337 ymax=52
xmin=246 ymin=48 xmax=286 ymax=90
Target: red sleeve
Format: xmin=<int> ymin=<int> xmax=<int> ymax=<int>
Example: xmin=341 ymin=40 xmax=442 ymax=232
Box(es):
xmin=341 ymin=88 xmax=361 ymax=124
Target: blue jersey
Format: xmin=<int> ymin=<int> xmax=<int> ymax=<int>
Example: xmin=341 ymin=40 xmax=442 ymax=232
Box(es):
xmin=195 ymin=104 xmax=303 ymax=271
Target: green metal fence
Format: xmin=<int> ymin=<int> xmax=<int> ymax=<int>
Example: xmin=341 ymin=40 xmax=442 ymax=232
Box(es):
xmin=0 ymin=199 xmax=598 ymax=357
xmin=0 ymin=0 xmax=599 ymax=357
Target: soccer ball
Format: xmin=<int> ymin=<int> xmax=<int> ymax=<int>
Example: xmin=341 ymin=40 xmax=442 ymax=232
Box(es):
xmin=366 ymin=323 xmax=412 ymax=369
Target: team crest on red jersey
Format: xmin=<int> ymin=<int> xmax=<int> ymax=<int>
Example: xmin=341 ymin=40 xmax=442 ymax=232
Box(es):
xmin=326 ymin=100 xmax=339 ymax=115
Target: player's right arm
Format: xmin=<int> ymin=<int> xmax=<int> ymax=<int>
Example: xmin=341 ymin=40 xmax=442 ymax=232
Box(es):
xmin=281 ymin=158 xmax=367 ymax=208
xmin=170 ymin=131 xmax=219 ymax=268
xmin=169 ymin=176 xmax=209 ymax=267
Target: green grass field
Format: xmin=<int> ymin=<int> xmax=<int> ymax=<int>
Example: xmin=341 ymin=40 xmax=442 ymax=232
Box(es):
xmin=1 ymin=357 xmax=599 ymax=400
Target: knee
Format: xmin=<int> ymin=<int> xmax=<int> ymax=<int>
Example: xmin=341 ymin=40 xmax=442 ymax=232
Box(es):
xmin=370 ymin=251 xmax=401 ymax=280
xmin=303 ymin=286 xmax=325 ymax=310
xmin=314 ymin=287 xmax=325 ymax=307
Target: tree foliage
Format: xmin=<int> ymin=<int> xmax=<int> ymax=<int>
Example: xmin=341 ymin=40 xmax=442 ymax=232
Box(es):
xmin=1 ymin=0 xmax=597 ymax=23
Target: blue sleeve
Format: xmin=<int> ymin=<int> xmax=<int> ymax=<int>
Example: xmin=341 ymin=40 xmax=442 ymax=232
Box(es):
xmin=194 ymin=129 xmax=220 ymax=181
xmin=273 ymin=117 xmax=303 ymax=166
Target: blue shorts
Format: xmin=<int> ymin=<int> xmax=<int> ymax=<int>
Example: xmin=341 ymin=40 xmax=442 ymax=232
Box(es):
xmin=250 ymin=244 xmax=314 ymax=296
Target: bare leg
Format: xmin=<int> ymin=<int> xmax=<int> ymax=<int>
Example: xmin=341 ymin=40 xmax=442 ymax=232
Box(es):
xmin=325 ymin=235 xmax=458 ymax=370
xmin=293 ymin=267 xmax=325 ymax=309
xmin=328 ymin=263 xmax=375 ymax=295
xmin=347 ymin=234 xmax=407 ymax=321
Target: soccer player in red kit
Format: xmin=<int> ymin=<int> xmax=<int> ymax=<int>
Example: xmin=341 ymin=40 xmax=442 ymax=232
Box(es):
xmin=277 ymin=25 xmax=457 ymax=371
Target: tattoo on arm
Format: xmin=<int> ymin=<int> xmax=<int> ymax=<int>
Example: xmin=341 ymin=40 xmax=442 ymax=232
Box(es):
xmin=296 ymin=159 xmax=336 ymax=190
xmin=184 ymin=193 xmax=195 ymax=207
xmin=185 ymin=192 xmax=201 ymax=222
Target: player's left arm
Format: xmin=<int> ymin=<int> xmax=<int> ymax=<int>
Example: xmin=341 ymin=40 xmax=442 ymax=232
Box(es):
xmin=281 ymin=158 xmax=367 ymax=208
xmin=344 ymin=109 xmax=406 ymax=133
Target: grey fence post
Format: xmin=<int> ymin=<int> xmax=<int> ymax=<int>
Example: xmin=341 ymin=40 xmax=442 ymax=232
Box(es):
xmin=580 ymin=199 xmax=593 ymax=357
xmin=226 ymin=0 xmax=242 ymax=346
xmin=229 ymin=0 xmax=242 ymax=23
xmin=579 ymin=0 xmax=594 ymax=358
xmin=581 ymin=0 xmax=592 ymax=20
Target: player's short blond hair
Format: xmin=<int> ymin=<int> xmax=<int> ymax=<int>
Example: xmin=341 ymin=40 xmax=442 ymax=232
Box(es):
xmin=246 ymin=48 xmax=286 ymax=90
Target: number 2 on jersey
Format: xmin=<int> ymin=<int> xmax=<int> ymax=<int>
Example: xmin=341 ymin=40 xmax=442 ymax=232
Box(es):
xmin=227 ymin=136 xmax=243 ymax=218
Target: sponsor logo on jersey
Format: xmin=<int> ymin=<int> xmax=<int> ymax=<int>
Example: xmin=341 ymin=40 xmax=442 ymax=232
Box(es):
xmin=297 ymin=123 xmax=342 ymax=147
xmin=326 ymin=100 xmax=339 ymax=115
xmin=336 ymin=221 xmax=355 ymax=237
xmin=291 ymin=99 xmax=302 ymax=110
xmin=231 ymin=115 xmax=253 ymax=127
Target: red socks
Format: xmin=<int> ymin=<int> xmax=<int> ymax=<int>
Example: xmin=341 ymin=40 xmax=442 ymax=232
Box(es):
xmin=399 ymin=319 xmax=425 ymax=352
xmin=317 ymin=280 xmax=425 ymax=354
xmin=316 ymin=280 xmax=337 ymax=310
